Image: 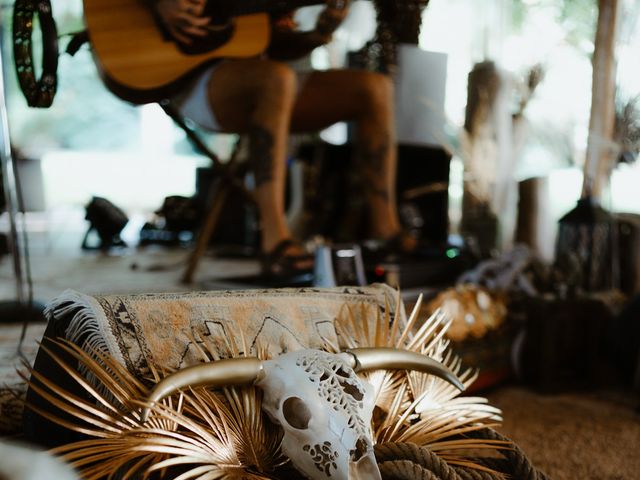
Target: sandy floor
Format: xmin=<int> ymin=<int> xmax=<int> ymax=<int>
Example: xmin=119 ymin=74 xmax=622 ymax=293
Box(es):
xmin=487 ymin=386 xmax=640 ymax=480
xmin=0 ymin=210 xmax=262 ymax=304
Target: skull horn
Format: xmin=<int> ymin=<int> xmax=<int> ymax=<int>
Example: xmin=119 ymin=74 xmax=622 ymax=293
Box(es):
xmin=346 ymin=348 xmax=465 ymax=391
xmin=141 ymin=357 xmax=264 ymax=422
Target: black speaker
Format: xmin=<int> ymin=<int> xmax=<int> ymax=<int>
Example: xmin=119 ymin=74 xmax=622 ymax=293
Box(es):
xmin=396 ymin=144 xmax=450 ymax=244
xmin=294 ymin=142 xmax=359 ymax=242
xmin=82 ymin=196 xmax=128 ymax=250
xmin=295 ymin=142 xmax=450 ymax=244
xmin=617 ymin=213 xmax=640 ymax=295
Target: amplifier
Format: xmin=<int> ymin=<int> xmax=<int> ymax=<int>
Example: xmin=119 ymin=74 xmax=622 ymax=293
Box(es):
xmin=294 ymin=142 xmax=450 ymax=244
xmin=617 ymin=213 xmax=640 ymax=295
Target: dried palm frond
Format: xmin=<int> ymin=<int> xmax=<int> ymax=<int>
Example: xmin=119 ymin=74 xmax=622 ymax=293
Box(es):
xmin=329 ymin=292 xmax=412 ymax=411
xmin=330 ymin=294 xmax=506 ymax=472
xmin=331 ymin=295 xmax=457 ymax=413
xmin=25 ymin=339 xmax=284 ymax=480
xmin=331 ymin=293 xmax=445 ymax=412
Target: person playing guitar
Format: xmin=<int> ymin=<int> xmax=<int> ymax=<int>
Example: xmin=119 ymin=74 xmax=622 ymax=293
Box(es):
xmin=154 ymin=0 xmax=416 ymax=278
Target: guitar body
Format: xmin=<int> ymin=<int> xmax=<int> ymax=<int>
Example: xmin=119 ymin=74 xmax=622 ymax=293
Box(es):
xmin=83 ymin=0 xmax=270 ymax=104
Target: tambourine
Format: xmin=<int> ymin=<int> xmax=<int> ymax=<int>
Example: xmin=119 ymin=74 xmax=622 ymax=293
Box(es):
xmin=327 ymin=0 xmax=349 ymax=8
xmin=12 ymin=0 xmax=59 ymax=108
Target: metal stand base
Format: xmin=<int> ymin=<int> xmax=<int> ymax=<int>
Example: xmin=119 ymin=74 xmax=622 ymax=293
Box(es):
xmin=1 ymin=15 xmax=40 ymax=358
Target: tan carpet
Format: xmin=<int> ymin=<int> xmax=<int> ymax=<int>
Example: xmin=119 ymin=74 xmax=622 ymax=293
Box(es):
xmin=487 ymin=386 xmax=640 ymax=480
xmin=0 ymin=321 xmax=48 ymax=436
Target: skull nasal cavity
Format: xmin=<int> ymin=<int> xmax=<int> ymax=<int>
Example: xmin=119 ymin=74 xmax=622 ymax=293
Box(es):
xmin=283 ymin=397 xmax=312 ymax=430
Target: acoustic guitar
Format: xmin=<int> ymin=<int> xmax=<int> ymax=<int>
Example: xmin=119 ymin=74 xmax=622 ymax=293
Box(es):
xmin=83 ymin=0 xmax=325 ymax=104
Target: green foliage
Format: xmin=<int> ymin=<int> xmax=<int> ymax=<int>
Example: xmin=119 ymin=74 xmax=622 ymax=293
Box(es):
xmin=510 ymin=0 xmax=528 ymax=32
xmin=510 ymin=0 xmax=598 ymax=54
xmin=558 ymin=0 xmax=598 ymax=51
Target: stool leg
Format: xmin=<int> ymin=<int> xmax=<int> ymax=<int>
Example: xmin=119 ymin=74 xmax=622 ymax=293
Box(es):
xmin=182 ymin=181 xmax=230 ymax=284
xmin=635 ymin=351 xmax=640 ymax=414
xmin=634 ymin=349 xmax=640 ymax=390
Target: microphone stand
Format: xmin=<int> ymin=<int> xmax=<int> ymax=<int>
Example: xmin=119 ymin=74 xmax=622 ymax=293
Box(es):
xmin=0 ymin=10 xmax=44 ymax=359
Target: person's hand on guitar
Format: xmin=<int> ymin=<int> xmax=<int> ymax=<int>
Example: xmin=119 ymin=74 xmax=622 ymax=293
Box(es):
xmin=267 ymin=1 xmax=349 ymax=61
xmin=154 ymin=0 xmax=211 ymax=44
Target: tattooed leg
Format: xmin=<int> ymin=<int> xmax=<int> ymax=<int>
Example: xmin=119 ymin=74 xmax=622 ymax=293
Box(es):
xmin=358 ymin=139 xmax=416 ymax=251
xmin=357 ymin=136 xmax=391 ymax=203
xmin=249 ymin=121 xmax=291 ymax=253
xmin=355 ymin=130 xmax=402 ymax=240
xmin=249 ymin=123 xmax=312 ymax=266
xmin=207 ymin=60 xmax=298 ymax=254
xmin=248 ymin=125 xmax=275 ymax=188
xmin=247 ymin=124 xmax=307 ymax=256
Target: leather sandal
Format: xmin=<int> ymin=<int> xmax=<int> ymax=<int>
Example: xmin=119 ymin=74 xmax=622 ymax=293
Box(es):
xmin=364 ymin=230 xmax=420 ymax=262
xmin=380 ymin=230 xmax=419 ymax=255
xmin=261 ymin=239 xmax=315 ymax=278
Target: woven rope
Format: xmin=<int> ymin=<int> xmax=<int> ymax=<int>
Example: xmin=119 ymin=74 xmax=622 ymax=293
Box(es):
xmin=468 ymin=429 xmax=550 ymax=480
xmin=376 ymin=443 xmax=462 ymax=479
xmin=375 ymin=428 xmax=550 ymax=480
xmin=379 ymin=460 xmax=440 ymax=480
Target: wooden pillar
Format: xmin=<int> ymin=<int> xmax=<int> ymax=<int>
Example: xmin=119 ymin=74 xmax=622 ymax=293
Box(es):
xmin=516 ymin=178 xmax=541 ymax=248
xmin=516 ymin=177 xmax=553 ymax=261
xmin=583 ymin=0 xmax=620 ymax=200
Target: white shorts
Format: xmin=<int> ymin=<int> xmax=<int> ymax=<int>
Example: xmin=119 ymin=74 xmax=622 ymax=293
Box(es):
xmin=172 ymin=60 xmax=312 ymax=132
xmin=172 ymin=64 xmax=221 ymax=132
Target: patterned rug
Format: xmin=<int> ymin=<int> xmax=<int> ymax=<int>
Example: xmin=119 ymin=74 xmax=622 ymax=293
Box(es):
xmin=45 ymin=285 xmax=400 ymax=378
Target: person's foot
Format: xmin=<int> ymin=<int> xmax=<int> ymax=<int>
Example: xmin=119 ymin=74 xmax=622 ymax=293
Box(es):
xmin=381 ymin=230 xmax=418 ymax=254
xmin=261 ymin=238 xmax=314 ymax=278
xmin=363 ymin=230 xmax=420 ymax=263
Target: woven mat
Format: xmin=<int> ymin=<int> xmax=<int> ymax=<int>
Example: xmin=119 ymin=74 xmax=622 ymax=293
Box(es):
xmin=0 ymin=321 xmax=47 ymax=436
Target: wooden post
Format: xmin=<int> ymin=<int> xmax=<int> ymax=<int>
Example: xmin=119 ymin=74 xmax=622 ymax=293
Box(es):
xmin=583 ymin=0 xmax=620 ymax=200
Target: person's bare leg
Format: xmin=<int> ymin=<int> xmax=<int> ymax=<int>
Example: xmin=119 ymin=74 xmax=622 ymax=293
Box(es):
xmin=208 ymin=59 xmax=305 ymax=257
xmin=291 ymin=69 xmax=408 ymax=244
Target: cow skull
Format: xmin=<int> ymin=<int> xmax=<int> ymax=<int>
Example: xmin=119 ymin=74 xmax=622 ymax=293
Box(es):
xmin=258 ymin=350 xmax=378 ymax=479
xmin=142 ymin=348 xmax=464 ymax=480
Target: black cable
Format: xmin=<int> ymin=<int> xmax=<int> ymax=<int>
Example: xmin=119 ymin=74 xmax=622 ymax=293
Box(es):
xmin=0 ymin=3 xmax=40 ymax=364
xmin=12 ymin=152 xmax=36 ymax=363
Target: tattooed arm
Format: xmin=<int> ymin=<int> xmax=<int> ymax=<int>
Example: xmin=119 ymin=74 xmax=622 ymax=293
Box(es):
xmin=267 ymin=6 xmax=348 ymax=61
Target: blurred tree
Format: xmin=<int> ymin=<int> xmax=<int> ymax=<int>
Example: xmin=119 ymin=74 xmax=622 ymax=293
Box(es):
xmin=511 ymin=0 xmax=598 ymax=54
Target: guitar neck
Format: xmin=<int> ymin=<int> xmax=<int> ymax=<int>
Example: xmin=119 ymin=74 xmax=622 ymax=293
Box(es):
xmin=215 ymin=0 xmax=326 ymax=18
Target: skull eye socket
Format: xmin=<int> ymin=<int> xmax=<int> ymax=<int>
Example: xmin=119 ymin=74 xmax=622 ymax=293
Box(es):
xmin=335 ymin=366 xmax=364 ymax=401
xmin=282 ymin=396 xmax=312 ymax=430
